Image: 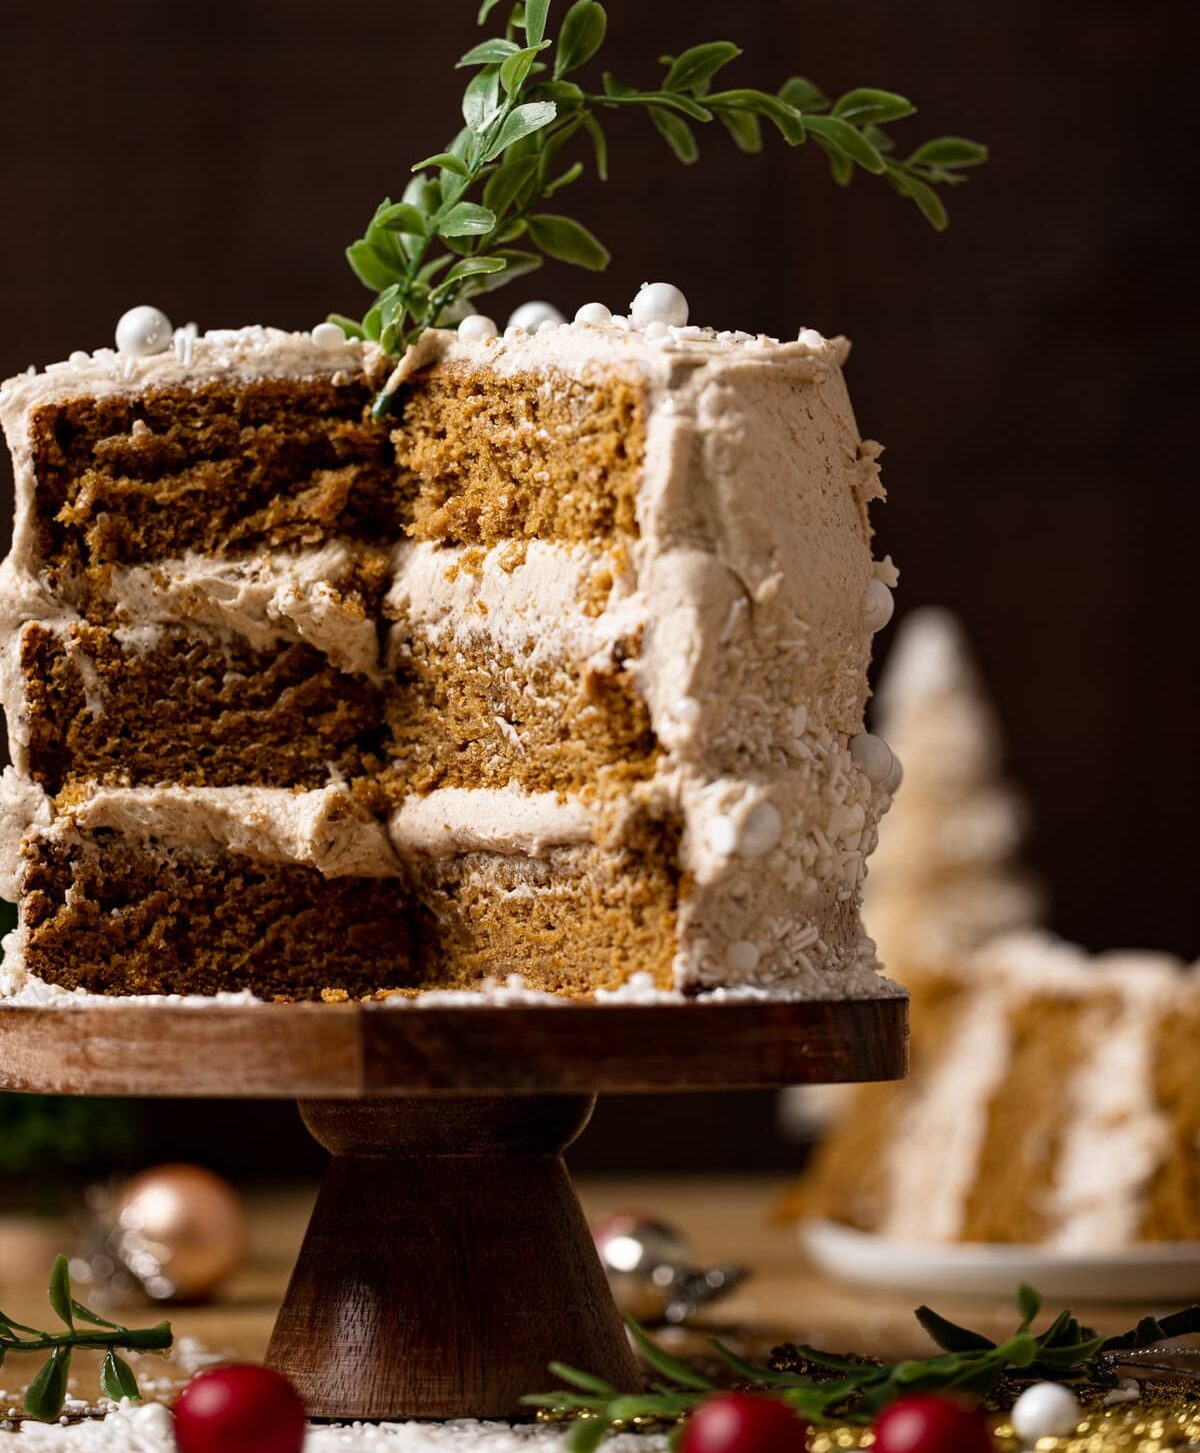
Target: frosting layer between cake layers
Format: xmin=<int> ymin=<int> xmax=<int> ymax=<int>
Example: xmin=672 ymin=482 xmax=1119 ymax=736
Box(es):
xmin=0 ymin=319 xmax=897 ymax=1001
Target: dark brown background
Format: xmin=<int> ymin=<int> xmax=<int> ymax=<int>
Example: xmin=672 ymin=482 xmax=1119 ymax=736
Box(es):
xmin=1 ymin=2 xmax=1196 ymax=1171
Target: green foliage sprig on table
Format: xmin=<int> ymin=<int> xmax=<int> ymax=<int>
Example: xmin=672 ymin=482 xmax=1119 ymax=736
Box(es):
xmin=1 ymin=1255 xmax=172 ymax=1421
xmin=524 ymin=1284 xmax=1200 ymax=1451
xmin=336 ymin=0 xmax=987 ymax=375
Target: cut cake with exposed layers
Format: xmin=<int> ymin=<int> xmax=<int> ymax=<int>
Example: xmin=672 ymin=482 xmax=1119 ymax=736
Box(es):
xmin=0 ymin=317 xmax=898 ymax=1002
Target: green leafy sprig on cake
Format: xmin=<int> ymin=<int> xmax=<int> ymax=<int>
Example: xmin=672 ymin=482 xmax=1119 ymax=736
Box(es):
xmin=524 ymin=1285 xmax=1200 ymax=1449
xmin=0 ymin=1256 xmax=172 ymax=1421
xmin=334 ymin=0 xmax=987 ymax=372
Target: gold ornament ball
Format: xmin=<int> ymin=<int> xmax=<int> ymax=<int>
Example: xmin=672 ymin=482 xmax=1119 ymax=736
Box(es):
xmin=113 ymin=1163 xmax=247 ymax=1301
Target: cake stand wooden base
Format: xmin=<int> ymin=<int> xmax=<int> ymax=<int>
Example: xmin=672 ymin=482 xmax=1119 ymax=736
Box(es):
xmin=0 ymin=995 xmax=906 ymax=1419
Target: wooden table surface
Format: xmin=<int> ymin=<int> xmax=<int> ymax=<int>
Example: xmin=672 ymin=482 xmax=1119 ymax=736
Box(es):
xmin=0 ymin=1174 xmax=1175 ymax=1403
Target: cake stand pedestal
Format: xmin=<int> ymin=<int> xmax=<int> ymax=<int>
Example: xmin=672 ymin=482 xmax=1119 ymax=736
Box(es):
xmin=0 ymin=996 xmax=906 ymax=1420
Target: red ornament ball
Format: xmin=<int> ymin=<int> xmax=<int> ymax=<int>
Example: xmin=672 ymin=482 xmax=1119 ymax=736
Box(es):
xmin=679 ymin=1393 xmax=808 ymax=1453
xmin=173 ymin=1365 xmax=306 ymax=1453
xmin=873 ymin=1394 xmax=993 ymax=1453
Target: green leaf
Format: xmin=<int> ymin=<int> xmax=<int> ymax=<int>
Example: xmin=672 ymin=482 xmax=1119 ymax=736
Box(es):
xmin=483 ymin=154 xmax=540 ymax=214
xmin=473 ymin=247 xmax=543 ymax=290
xmin=501 ymin=43 xmax=549 ymax=96
xmin=602 ymin=70 xmax=635 ymax=98
xmin=567 ymin=1417 xmax=613 ymax=1453
xmin=708 ymin=89 xmax=805 ymax=143
xmin=536 ymin=79 xmax=586 ymax=109
xmin=633 ymin=91 xmax=712 ymax=122
xmin=48 ymin=1255 xmax=73 ymax=1330
xmin=663 ymin=42 xmax=742 ymax=94
xmin=525 ymin=0 xmax=551 ymax=46
xmin=360 ymin=303 xmax=383 ymax=342
xmin=482 ymin=100 xmax=558 ymax=161
xmin=778 ymin=76 xmax=830 ymax=112
xmin=719 ymin=108 xmax=763 ymax=153
xmin=581 ymin=112 xmax=608 ymax=179
xmin=478 ymin=0 xmax=505 ymax=21
xmin=549 ymin=1362 xmax=619 ymax=1396
xmin=914 ymin=1305 xmax=996 ymax=1353
xmin=833 ymin=87 xmax=916 ymax=125
xmin=463 ymin=64 xmax=503 ymax=133
xmin=651 ymin=107 xmax=698 ymax=164
xmin=70 ymin=1300 xmax=124 ymax=1331
xmin=711 ymin=1340 xmax=818 ymax=1387
xmin=804 ymin=114 xmax=885 ymax=172
xmin=554 ymin=1 xmax=606 ymax=78
xmin=907 ymin=136 xmax=988 ymax=169
xmin=374 ymin=202 xmax=428 ymax=234
xmin=444 ymin=255 xmax=510 ymax=284
xmin=545 ymin=160 xmax=584 ymax=195
xmin=1016 ymin=1282 xmax=1042 ymax=1330
xmin=627 ymin=1319 xmax=714 ymax=1392
xmin=888 ymin=166 xmax=948 ymax=229
xmin=1000 ymin=1333 xmax=1039 ymax=1368
xmin=411 ymin=151 xmax=471 ymax=177
xmin=527 ymin=212 xmax=610 ymax=269
xmin=25 ymin=1348 xmax=71 ymax=1422
xmin=438 ymin=201 xmax=498 ymax=237
xmin=0 ymin=1308 xmax=42 ymax=1338
xmin=459 ymin=37 xmax=520 ymax=66
xmin=825 ymin=147 xmax=854 ymax=186
xmin=346 ymin=241 xmax=402 ymax=291
xmin=100 ymin=1350 xmax=141 ymax=1403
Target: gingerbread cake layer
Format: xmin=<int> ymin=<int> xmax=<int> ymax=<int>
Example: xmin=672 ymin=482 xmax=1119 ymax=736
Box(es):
xmin=12 ymin=621 xmax=386 ymax=793
xmin=18 ymin=830 xmax=410 ymax=1000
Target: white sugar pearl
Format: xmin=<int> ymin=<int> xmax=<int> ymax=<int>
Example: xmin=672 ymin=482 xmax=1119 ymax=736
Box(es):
xmin=115 ymin=305 xmax=173 ymax=358
xmin=850 ymin=732 xmax=894 ymax=787
xmin=863 ymin=578 xmax=895 ymax=633
xmin=740 ymin=802 xmax=782 ymax=857
xmin=706 ymin=816 xmax=740 ymax=858
xmin=312 ymin=321 xmax=348 ymax=351
xmin=575 ymin=302 xmax=612 ymax=326
xmin=1012 ymin=1382 xmax=1080 ymax=1443
xmin=884 ymin=751 xmax=904 ymax=796
xmin=507 ymin=300 xmax=565 ymax=332
xmin=458 ymin=314 xmax=498 ymax=344
xmin=630 ymin=281 xmax=689 ymax=329
xmin=797 ymin=327 xmax=825 ymax=349
xmin=643 ymin=320 xmax=670 ymax=341
xmin=672 ymin=696 xmax=701 ymax=726
xmin=726 ymin=940 xmax=761 ymax=974
xmin=537 ymin=318 xmax=559 ymax=335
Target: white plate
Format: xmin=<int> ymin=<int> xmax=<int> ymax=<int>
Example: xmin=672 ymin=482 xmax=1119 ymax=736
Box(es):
xmin=800 ymin=1218 xmax=1200 ymax=1301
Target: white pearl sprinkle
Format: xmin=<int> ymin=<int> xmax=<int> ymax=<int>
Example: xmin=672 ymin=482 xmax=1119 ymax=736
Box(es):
xmin=706 ymin=816 xmax=740 ymax=858
xmin=507 ymin=300 xmax=566 ymax=332
xmin=849 ymin=732 xmax=894 ymax=787
xmin=672 ymin=696 xmax=701 ymax=726
xmin=630 ymin=281 xmax=689 ymax=329
xmin=575 ymin=302 xmax=612 ymax=326
xmin=68 ymin=350 xmax=90 ymax=367
xmin=1012 ymin=1382 xmax=1081 ymax=1444
xmin=884 ymin=752 xmax=903 ymax=796
xmin=863 ymin=578 xmax=894 ymax=633
xmin=797 ymin=327 xmax=825 ymax=349
xmin=537 ymin=318 xmax=559 ymax=335
xmin=740 ymin=802 xmax=782 ymax=857
xmin=610 ymin=314 xmax=630 ymax=329
xmin=115 ymin=305 xmax=173 ymax=358
xmin=643 ymin=320 xmax=670 ymax=341
xmin=504 ymin=324 xmax=525 ymax=340
xmin=457 ymin=313 xmax=499 ymax=344
xmin=726 ymin=940 xmax=761 ymax=974
xmin=311 ymin=321 xmax=348 ymax=351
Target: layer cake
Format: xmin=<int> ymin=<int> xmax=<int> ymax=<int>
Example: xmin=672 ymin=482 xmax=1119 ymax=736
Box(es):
xmin=0 ymin=315 xmax=897 ymax=1001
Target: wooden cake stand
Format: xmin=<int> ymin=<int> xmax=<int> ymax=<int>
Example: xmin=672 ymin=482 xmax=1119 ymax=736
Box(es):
xmin=0 ymin=995 xmax=906 ymax=1420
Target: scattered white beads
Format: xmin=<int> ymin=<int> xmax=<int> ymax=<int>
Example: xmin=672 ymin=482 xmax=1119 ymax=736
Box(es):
xmin=797 ymin=327 xmax=825 ymax=349
xmin=883 ymin=751 xmax=903 ymax=796
xmin=458 ymin=313 xmax=499 ymax=343
xmin=115 ymin=305 xmax=173 ymax=358
xmin=630 ymin=281 xmax=689 ymax=329
xmin=575 ymin=301 xmax=612 ymax=326
xmin=537 ymin=318 xmax=559 ymax=335
xmin=863 ymin=578 xmax=895 ymax=633
xmin=507 ymin=300 xmax=566 ymax=333
xmin=1011 ymin=1382 xmax=1081 ymax=1443
xmin=726 ymin=940 xmax=761 ymax=974
xmin=849 ymin=732 xmax=895 ymax=787
xmin=741 ymin=802 xmax=782 ymax=857
xmin=311 ymin=321 xmax=348 ymax=352
xmin=643 ymin=320 xmax=670 ymax=341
